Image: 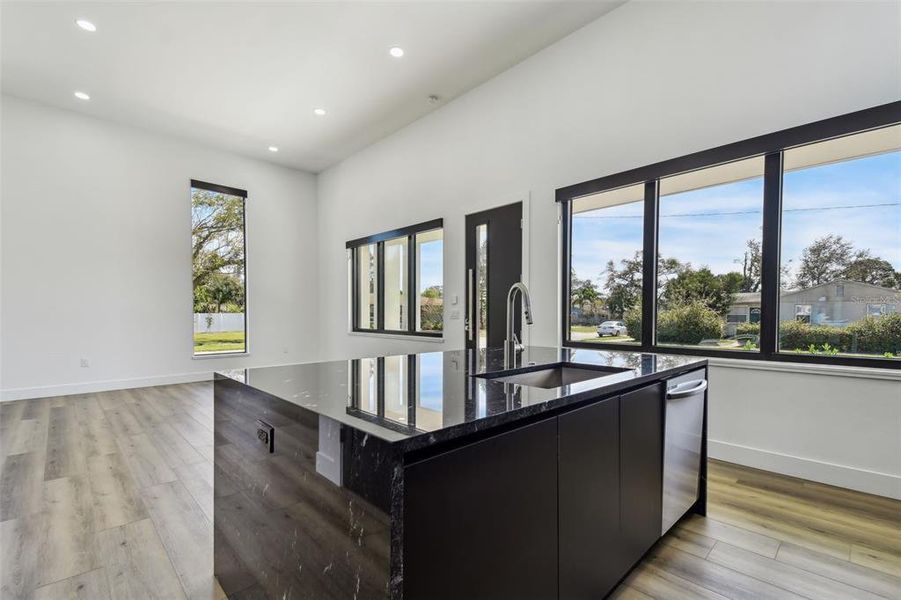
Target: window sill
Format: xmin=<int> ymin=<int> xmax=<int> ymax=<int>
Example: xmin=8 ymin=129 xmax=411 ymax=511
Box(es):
xmin=705 ymin=356 xmax=901 ymax=381
xmin=192 ymin=352 xmax=249 ymax=360
xmin=348 ymin=331 xmax=445 ymax=343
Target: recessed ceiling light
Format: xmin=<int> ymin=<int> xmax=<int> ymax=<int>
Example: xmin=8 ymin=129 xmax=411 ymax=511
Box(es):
xmin=389 ymin=46 xmax=404 ymax=58
xmin=74 ymin=91 xmax=91 ymax=100
xmin=313 ymin=108 xmax=327 ymax=116
xmin=268 ymin=146 xmax=279 ymax=153
xmin=75 ymin=19 xmax=96 ymax=32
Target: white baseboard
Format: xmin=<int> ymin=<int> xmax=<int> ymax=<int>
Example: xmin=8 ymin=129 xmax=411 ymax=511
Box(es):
xmin=709 ymin=439 xmax=901 ymax=500
xmin=0 ymin=371 xmax=214 ymax=401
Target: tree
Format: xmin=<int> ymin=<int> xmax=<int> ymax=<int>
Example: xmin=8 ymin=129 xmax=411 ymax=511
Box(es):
xmin=421 ymin=285 xmax=443 ymax=299
xmin=570 ymin=273 xmax=599 ymax=308
xmin=661 ymin=267 xmax=742 ymax=316
xmin=794 ymin=234 xmax=899 ymax=290
xmin=192 ymin=190 xmax=245 ymax=290
xmin=736 ymin=239 xmax=762 ymax=292
xmin=207 ymin=273 xmax=244 ymax=313
xmin=794 ymin=234 xmax=854 ymax=288
xmin=842 ymin=255 xmax=900 ymax=289
xmin=604 ymin=253 xmax=642 ymax=318
xmin=603 ymin=252 xmax=684 ymax=318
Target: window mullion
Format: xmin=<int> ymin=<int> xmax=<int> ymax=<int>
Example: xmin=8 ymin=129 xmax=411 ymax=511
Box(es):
xmin=407 ymin=355 xmax=416 ymax=426
xmin=561 ymin=201 xmax=572 ymax=343
xmin=376 ymin=357 xmax=385 ymax=417
xmin=407 ymin=234 xmax=415 ymax=333
xmin=759 ymin=151 xmax=784 ymax=358
xmin=641 ymin=179 xmax=659 ymax=350
xmin=351 ymin=249 xmax=359 ymax=330
xmin=377 ymin=241 xmax=385 ymax=330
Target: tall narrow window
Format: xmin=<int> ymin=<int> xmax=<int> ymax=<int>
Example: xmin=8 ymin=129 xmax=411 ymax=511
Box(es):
xmin=416 ymin=229 xmax=444 ymax=332
xmin=191 ymin=180 xmax=247 ymax=355
xmin=384 ymin=236 xmax=408 ymax=331
xmin=569 ymin=184 xmax=644 ymax=344
xmin=779 ymin=125 xmax=900 ymax=360
xmin=656 ymin=157 xmax=764 ymax=351
xmin=475 ymin=224 xmax=488 ymax=349
xmin=356 ymin=244 xmax=378 ymax=330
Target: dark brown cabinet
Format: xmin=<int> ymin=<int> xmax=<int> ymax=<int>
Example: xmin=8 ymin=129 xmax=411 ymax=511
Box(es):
xmin=404 ymin=380 xmax=679 ymax=600
xmin=403 ymin=417 xmax=558 ymax=600
xmin=558 ymin=397 xmax=621 ymax=600
xmin=619 ymin=383 xmax=664 ymax=568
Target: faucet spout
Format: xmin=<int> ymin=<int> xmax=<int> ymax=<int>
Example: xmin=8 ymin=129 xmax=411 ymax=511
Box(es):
xmin=505 ymin=282 xmax=533 ymax=368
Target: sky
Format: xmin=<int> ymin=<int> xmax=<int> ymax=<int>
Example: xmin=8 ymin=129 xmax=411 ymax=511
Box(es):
xmin=572 ymin=151 xmax=900 ymax=291
xmin=418 ymin=238 xmax=443 ymax=291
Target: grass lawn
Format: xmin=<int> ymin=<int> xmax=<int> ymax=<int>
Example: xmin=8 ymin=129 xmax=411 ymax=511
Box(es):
xmin=570 ymin=325 xmax=596 ymax=334
xmin=194 ymin=331 xmax=245 ymax=353
xmin=570 ymin=325 xmax=635 ymax=343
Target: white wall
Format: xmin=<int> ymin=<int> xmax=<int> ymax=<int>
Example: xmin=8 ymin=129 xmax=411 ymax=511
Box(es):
xmin=316 ymin=1 xmax=901 ymax=497
xmin=1 ymin=96 xmax=319 ymax=399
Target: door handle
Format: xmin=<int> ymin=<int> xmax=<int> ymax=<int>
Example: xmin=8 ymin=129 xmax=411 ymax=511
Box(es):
xmin=467 ymin=268 xmax=474 ymax=342
xmin=666 ymin=379 xmax=707 ymax=399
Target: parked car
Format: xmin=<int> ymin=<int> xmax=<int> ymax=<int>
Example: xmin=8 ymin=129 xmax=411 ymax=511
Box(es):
xmin=597 ymin=320 xmax=627 ymax=337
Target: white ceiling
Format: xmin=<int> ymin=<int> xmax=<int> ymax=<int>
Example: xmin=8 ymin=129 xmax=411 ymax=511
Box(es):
xmin=1 ymin=1 xmax=622 ymax=173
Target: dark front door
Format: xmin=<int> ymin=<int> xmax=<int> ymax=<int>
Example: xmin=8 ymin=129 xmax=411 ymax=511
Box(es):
xmin=465 ymin=202 xmax=522 ymax=352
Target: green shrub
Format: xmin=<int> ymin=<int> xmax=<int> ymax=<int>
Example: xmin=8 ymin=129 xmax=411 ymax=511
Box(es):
xmin=778 ymin=314 xmax=901 ymax=356
xmin=735 ymin=322 xmax=760 ymax=336
xmin=778 ymin=320 xmax=853 ymax=352
xmin=657 ymin=303 xmax=723 ymax=345
xmin=419 ymin=302 xmax=444 ymax=331
xmin=623 ymin=309 xmax=642 ymax=341
xmin=845 ymin=313 xmax=901 ymax=355
xmin=620 ymin=307 xmax=900 ymax=357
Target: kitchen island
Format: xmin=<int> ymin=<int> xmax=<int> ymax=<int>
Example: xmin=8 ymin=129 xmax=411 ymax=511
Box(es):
xmin=213 ymin=346 xmax=708 ymax=600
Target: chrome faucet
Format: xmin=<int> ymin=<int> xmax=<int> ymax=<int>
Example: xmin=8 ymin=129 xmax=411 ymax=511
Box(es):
xmin=504 ymin=282 xmax=533 ymax=368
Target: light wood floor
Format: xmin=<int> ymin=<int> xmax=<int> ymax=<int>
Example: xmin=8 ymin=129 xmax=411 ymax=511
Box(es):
xmin=2 ymin=383 xmax=900 ymax=600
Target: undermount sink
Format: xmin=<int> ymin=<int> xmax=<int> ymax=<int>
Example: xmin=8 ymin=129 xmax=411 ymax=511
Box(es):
xmin=476 ymin=362 xmax=632 ymax=389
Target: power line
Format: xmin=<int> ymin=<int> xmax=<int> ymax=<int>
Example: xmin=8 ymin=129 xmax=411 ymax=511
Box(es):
xmin=574 ymin=202 xmax=900 ymax=219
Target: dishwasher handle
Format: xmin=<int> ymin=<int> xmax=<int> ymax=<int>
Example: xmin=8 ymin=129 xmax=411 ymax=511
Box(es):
xmin=667 ymin=379 xmax=707 ymax=399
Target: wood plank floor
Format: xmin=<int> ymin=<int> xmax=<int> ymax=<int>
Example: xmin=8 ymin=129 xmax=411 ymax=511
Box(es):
xmin=1 ymin=383 xmax=223 ymax=600
xmin=2 ymin=383 xmax=900 ymax=599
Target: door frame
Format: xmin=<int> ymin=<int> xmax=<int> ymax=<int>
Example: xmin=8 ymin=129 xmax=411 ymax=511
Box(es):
xmin=463 ymin=191 xmax=531 ymax=349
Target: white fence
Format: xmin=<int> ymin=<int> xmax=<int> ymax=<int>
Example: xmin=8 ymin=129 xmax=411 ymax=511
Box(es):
xmin=194 ymin=313 xmax=244 ymax=333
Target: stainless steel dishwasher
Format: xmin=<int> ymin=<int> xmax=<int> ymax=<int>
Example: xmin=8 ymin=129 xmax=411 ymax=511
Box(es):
xmin=662 ymin=369 xmax=707 ymax=534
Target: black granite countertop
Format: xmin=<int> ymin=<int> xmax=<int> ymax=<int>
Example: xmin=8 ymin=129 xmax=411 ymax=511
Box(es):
xmin=215 ymin=346 xmax=706 ymax=452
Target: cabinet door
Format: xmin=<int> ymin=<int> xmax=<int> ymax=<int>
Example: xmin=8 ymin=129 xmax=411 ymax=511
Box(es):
xmin=620 ymin=383 xmax=664 ymax=569
xmin=558 ymin=397 xmax=621 ymax=600
xmin=403 ymin=417 xmax=558 ymax=600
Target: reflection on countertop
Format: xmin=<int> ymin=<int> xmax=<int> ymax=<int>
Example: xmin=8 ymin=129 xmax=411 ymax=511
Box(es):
xmin=216 ymin=346 xmax=705 ymax=452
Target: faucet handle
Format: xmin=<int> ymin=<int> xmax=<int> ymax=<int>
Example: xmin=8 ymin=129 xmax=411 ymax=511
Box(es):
xmin=512 ymin=332 xmax=524 ymax=352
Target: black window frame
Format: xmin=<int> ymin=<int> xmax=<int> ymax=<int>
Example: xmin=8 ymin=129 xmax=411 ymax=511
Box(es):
xmin=558 ymin=101 xmax=901 ymax=369
xmin=347 ymin=218 xmax=444 ymax=338
xmin=190 ymin=178 xmax=248 ymax=356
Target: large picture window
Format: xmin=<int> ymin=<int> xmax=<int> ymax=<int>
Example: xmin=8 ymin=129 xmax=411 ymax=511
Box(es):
xmin=656 ymin=157 xmax=764 ymax=352
xmin=348 ymin=220 xmax=443 ymax=337
xmin=569 ymin=184 xmax=644 ymax=344
xmin=191 ymin=180 xmax=247 ymax=355
xmin=778 ymin=125 xmax=900 ymax=359
xmin=559 ymin=102 xmax=899 ymax=368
